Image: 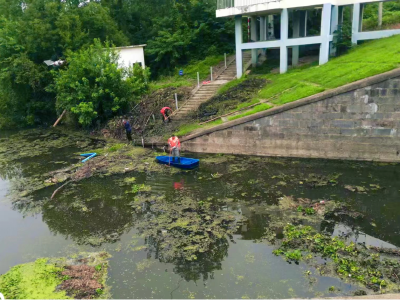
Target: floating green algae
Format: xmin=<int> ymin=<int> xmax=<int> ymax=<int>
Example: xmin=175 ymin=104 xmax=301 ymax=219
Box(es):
xmin=133 ymin=194 xmax=244 ymax=262
xmin=0 ymin=252 xmax=110 ymax=299
xmin=0 ymin=258 xmax=70 ymax=299
xmin=273 ymin=224 xmax=400 ymax=293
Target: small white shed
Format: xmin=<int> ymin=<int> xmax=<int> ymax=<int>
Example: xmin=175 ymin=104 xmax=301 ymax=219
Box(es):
xmin=114 ymin=44 xmax=146 ymax=69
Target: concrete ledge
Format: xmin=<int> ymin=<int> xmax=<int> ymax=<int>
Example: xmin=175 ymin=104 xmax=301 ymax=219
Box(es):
xmin=182 ymin=67 xmax=400 ymax=143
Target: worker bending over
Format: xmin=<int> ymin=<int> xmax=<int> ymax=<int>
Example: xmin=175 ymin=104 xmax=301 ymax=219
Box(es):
xmin=160 ymin=107 xmax=172 ymax=123
xmin=123 ymin=119 xmax=133 ymax=145
xmin=168 ymin=134 xmax=181 ymax=163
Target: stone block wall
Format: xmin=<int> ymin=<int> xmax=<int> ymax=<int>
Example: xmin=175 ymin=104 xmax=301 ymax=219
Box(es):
xmin=182 ymin=72 xmax=400 ymax=162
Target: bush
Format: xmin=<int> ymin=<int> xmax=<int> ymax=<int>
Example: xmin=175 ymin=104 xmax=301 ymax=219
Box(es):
xmin=49 ymin=39 xmax=149 ymax=127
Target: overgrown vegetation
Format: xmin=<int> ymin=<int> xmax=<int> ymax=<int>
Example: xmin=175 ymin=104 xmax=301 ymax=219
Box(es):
xmin=0 ymin=0 xmax=129 ymax=129
xmin=0 ymin=0 xmax=235 ymax=129
xmin=273 ymin=224 xmax=400 ymax=292
xmin=149 ymin=55 xmax=225 ymax=90
xmin=0 ymin=252 xmax=110 ymax=299
xmin=195 ymin=78 xmax=267 ymax=122
xmin=132 ymin=195 xmax=243 ymax=262
xmin=363 ymin=1 xmax=400 ymax=31
xmin=49 ymin=40 xmax=149 ymax=126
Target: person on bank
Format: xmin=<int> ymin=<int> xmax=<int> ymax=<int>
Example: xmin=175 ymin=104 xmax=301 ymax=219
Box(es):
xmin=168 ymin=134 xmax=181 ymax=163
xmin=160 ymin=107 xmax=172 ymax=123
xmin=123 ymin=119 xmax=133 ymax=144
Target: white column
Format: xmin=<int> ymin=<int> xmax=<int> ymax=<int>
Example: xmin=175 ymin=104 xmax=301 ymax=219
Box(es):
xmin=292 ymin=10 xmax=301 ymax=66
xmin=359 ymin=4 xmax=364 ymax=32
xmin=260 ymin=17 xmax=266 ymax=41
xmin=280 ymin=9 xmax=288 ymax=73
xmin=378 ymin=2 xmax=383 ymax=28
xmin=235 ymin=16 xmax=243 ymax=78
xmin=330 ymin=5 xmax=339 ymax=56
xmin=352 ymin=3 xmax=361 ymax=45
xmin=319 ymin=3 xmax=332 ymax=65
xmin=299 ymin=10 xmax=308 ymax=37
xmin=268 ymin=15 xmax=275 ymax=40
xmin=251 ymin=16 xmax=258 ymax=67
xmin=260 ymin=16 xmax=267 ymax=55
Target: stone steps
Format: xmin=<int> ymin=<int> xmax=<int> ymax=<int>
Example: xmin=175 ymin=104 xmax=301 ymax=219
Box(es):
xmin=173 ymin=54 xmax=253 ymax=121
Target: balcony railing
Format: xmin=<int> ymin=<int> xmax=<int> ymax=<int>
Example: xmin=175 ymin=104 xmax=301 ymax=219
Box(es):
xmin=217 ymin=0 xmax=278 ymax=9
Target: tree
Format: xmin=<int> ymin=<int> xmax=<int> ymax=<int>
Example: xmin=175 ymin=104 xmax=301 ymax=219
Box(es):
xmin=49 ymin=39 xmax=148 ymax=127
xmin=0 ymin=0 xmax=130 ymax=129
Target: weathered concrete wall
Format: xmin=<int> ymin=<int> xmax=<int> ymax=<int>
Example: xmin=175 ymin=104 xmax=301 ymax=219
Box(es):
xmin=182 ymin=69 xmax=400 ymax=162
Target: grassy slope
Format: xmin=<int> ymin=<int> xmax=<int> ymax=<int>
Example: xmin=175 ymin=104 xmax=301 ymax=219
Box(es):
xmin=257 ymin=35 xmax=400 ymax=106
xmin=149 ymin=55 xmax=224 ymax=90
xmin=178 ymin=35 xmax=400 ymax=136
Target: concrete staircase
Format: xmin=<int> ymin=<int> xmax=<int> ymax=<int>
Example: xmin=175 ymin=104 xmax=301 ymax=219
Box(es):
xmin=174 ymin=52 xmax=252 ymax=121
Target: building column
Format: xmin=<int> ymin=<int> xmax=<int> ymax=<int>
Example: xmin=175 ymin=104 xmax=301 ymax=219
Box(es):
xmin=292 ymin=10 xmax=301 ymax=66
xmin=359 ymin=4 xmax=364 ymax=32
xmin=260 ymin=16 xmax=266 ymax=41
xmin=260 ymin=16 xmax=267 ymax=55
xmin=352 ymin=3 xmax=361 ymax=45
xmin=280 ymin=8 xmax=289 ymax=73
xmin=299 ymin=10 xmax=308 ymax=37
xmin=330 ymin=5 xmax=339 ymax=56
xmin=251 ymin=16 xmax=258 ymax=67
xmin=235 ymin=15 xmax=243 ymax=78
xmin=268 ymin=15 xmax=275 ymax=40
xmin=319 ymin=3 xmax=332 ymax=65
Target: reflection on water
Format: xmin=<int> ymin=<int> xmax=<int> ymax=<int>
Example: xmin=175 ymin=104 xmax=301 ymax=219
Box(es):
xmin=1 ymin=130 xmax=400 ymax=298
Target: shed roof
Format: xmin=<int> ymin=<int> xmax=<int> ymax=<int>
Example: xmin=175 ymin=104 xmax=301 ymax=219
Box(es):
xmin=113 ymin=44 xmax=147 ymax=50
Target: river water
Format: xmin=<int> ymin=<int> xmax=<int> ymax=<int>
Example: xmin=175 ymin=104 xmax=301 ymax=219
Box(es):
xmin=1 ymin=129 xmax=400 ymax=298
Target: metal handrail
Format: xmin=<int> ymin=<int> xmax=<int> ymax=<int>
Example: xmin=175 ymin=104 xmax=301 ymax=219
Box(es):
xmin=217 ymin=0 xmax=278 ymax=9
xmin=175 ymin=57 xmax=237 ymax=114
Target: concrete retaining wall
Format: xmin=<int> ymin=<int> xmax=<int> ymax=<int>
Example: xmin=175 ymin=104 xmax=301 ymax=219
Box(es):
xmin=182 ymin=69 xmax=400 ymax=162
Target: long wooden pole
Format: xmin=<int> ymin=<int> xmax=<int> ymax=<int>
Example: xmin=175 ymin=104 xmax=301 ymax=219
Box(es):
xmin=53 ymin=110 xmax=67 ymax=127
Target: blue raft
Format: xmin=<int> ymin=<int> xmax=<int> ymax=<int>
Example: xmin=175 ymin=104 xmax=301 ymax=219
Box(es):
xmin=156 ymin=156 xmax=199 ymax=170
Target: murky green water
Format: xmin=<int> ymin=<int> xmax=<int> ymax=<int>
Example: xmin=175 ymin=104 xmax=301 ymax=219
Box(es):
xmin=1 ymin=129 xmax=400 ymax=298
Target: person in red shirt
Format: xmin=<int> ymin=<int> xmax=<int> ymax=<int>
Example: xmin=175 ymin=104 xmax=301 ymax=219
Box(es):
xmin=160 ymin=107 xmax=172 ymax=122
xmin=168 ymin=134 xmax=181 ymax=163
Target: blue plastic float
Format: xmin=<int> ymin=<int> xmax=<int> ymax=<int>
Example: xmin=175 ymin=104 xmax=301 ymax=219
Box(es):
xmin=80 ymin=153 xmax=97 ymax=163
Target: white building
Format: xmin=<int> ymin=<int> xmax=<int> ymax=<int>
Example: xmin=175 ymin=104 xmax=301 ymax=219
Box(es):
xmin=216 ymin=0 xmax=400 ymax=77
xmin=114 ymin=45 xmax=146 ymax=69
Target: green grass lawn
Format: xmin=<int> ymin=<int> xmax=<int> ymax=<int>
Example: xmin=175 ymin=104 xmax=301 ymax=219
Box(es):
xmin=175 ymin=119 xmax=223 ymax=137
xmin=149 ymin=55 xmax=225 ymax=90
xmin=176 ymin=35 xmax=400 ymax=137
xmin=257 ymin=35 xmax=400 ymax=106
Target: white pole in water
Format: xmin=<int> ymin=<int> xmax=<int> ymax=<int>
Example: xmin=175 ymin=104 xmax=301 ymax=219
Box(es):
xmin=224 ymin=53 xmax=227 ymax=68
xmin=175 ymin=93 xmax=179 ymax=110
xmin=210 ymin=67 xmax=213 ymax=81
xmin=197 ymin=72 xmax=200 ymax=88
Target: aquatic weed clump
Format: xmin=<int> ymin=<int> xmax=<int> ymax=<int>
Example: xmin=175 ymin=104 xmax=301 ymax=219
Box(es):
xmin=273 ymin=224 xmax=400 ymax=292
xmin=134 ymin=196 xmax=242 ymax=262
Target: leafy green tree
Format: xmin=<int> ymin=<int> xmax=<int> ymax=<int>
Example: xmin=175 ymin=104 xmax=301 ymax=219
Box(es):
xmin=0 ymin=0 xmax=130 ymax=129
xmin=49 ymin=39 xmax=148 ymax=126
xmin=102 ymin=0 xmax=235 ymax=76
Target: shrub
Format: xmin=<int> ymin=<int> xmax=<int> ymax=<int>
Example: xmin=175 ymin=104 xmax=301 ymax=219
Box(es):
xmin=49 ymin=39 xmax=149 ymax=127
